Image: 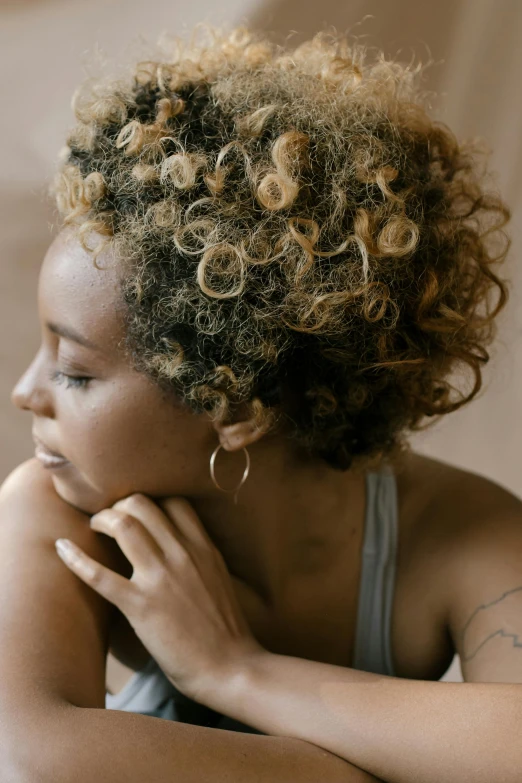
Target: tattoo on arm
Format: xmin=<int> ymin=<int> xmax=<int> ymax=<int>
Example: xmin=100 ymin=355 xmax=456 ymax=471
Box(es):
xmin=459 ymin=586 xmax=522 ymax=662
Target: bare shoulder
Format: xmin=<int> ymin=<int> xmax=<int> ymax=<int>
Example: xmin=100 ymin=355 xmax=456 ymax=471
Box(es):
xmin=393 ymin=449 xmax=522 ymax=543
xmin=1 ymin=455 xmax=55 ymax=498
xmin=0 ymin=457 xmax=86 ymax=539
xmin=394 ymin=449 xmax=522 ymax=616
xmin=1 ymin=457 xmax=131 ymax=566
xmin=386 ymin=450 xmax=522 ymax=679
xmin=0 ymin=458 xmax=128 ymax=709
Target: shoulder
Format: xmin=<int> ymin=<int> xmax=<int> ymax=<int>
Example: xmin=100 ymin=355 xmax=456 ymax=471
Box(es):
xmin=392 ymin=449 xmax=522 ymax=549
xmin=395 ymin=450 xmax=522 ymax=681
xmin=1 ymin=456 xmax=54 ymax=497
xmin=0 ymin=457 xmax=131 ymax=577
xmin=0 ymin=457 xmax=80 ymax=534
xmin=0 ymin=457 xmax=95 ymax=542
xmin=0 ymin=458 xmax=128 ymax=706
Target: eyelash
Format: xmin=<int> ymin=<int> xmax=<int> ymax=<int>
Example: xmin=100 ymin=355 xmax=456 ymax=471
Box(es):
xmin=49 ymin=370 xmax=92 ymax=389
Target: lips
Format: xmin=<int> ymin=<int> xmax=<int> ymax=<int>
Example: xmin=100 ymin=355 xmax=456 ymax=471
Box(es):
xmin=33 ymin=434 xmax=70 ymax=468
xmin=33 ymin=434 xmax=65 ymax=459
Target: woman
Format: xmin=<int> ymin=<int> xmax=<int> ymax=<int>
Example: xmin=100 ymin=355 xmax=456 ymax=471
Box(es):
xmin=2 ymin=24 xmax=521 ymax=783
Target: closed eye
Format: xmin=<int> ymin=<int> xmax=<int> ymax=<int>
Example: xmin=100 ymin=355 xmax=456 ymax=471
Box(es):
xmin=49 ymin=370 xmax=92 ymax=389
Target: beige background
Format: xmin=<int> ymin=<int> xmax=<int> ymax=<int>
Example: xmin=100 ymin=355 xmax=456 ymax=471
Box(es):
xmin=2 ymin=1 xmax=521 ymax=684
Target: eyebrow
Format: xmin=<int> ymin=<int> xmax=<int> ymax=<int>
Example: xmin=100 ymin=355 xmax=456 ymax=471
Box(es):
xmin=46 ymin=321 xmax=101 ymax=352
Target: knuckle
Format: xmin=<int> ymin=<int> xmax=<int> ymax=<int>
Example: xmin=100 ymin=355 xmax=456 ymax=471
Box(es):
xmin=147 ymin=566 xmax=167 ymax=590
xmin=128 ymin=493 xmax=149 ymax=511
xmin=174 ymin=546 xmax=191 ymax=566
xmin=114 ymin=493 xmax=148 ymax=515
xmin=131 ymin=589 xmax=149 ymax=618
xmin=88 ymin=562 xmax=104 ymax=588
xmin=113 ymin=512 xmax=135 ymax=532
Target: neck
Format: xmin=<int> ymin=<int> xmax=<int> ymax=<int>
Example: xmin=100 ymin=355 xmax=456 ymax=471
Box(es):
xmin=188 ymin=440 xmax=368 ymax=608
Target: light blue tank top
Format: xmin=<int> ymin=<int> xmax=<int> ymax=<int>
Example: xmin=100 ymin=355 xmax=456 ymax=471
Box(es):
xmin=105 ymin=466 xmax=398 ymax=733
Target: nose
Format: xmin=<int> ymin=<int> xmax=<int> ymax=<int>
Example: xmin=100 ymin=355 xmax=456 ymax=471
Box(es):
xmin=11 ymin=349 xmax=54 ymax=418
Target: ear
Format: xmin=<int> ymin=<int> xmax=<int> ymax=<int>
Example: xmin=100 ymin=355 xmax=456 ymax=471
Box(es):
xmin=212 ymin=402 xmax=274 ymax=451
xmin=212 ymin=418 xmax=268 ymax=452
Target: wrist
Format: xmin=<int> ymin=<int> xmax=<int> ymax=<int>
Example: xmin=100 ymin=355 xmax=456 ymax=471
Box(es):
xmin=195 ymin=643 xmax=270 ymax=714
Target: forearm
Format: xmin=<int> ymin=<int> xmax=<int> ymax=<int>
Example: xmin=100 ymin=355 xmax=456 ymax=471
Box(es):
xmin=199 ymin=651 xmax=522 ymax=783
xmin=12 ymin=702 xmax=383 ymax=783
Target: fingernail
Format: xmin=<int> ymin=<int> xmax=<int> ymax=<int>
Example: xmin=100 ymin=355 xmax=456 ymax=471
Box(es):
xmin=55 ymin=538 xmax=75 ymax=558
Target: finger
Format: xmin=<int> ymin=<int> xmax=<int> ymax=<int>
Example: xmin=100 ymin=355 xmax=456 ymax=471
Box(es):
xmin=110 ymin=494 xmax=189 ymax=556
xmin=90 ymin=509 xmax=165 ymax=574
xmin=55 ymin=538 xmax=137 ymax=614
xmin=157 ymin=496 xmax=217 ymax=551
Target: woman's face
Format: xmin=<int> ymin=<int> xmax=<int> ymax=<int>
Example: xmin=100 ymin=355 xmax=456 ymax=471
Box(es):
xmin=11 ymin=229 xmax=219 ymax=515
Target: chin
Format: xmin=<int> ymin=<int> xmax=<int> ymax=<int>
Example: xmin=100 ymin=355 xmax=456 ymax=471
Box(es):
xmin=51 ymin=473 xmax=113 ymax=516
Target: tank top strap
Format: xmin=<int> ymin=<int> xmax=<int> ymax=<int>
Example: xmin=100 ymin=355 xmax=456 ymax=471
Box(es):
xmin=351 ymin=465 xmax=398 ymax=676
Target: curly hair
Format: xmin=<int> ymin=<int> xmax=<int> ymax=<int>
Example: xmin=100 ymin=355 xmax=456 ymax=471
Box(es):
xmin=50 ymin=25 xmax=512 ymax=473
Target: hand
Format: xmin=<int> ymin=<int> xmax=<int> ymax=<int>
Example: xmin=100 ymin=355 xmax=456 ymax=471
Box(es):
xmin=54 ymin=493 xmax=265 ymax=704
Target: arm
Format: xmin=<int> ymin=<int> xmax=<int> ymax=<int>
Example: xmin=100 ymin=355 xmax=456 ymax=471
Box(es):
xmin=0 ymin=459 xmax=381 ymax=783
xmin=34 ymin=705 xmax=383 ymax=783
xmin=0 ymin=458 xmax=120 ymax=774
xmin=193 ymin=504 xmax=522 ymax=783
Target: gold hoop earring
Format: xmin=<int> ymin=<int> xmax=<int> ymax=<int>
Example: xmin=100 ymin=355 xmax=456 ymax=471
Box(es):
xmin=209 ymin=444 xmax=250 ymax=505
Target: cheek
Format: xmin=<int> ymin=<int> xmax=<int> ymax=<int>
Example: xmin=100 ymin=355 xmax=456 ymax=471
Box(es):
xmin=62 ymin=393 xmax=211 ymax=496
xmin=54 ymin=407 xmax=129 ymax=495
xmin=70 ymin=409 xmax=149 ymax=482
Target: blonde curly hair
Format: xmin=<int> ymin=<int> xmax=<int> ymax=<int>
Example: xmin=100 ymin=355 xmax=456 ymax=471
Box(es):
xmin=51 ymin=25 xmax=511 ymax=473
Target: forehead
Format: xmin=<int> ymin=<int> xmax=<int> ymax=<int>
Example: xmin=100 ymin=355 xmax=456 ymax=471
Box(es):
xmin=39 ymin=229 xmax=125 ymax=351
